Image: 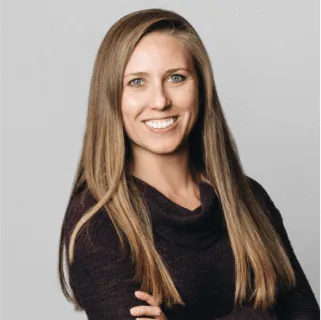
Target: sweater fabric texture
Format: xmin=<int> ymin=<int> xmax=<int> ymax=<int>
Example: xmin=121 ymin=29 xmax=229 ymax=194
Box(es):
xmin=64 ymin=176 xmax=319 ymax=319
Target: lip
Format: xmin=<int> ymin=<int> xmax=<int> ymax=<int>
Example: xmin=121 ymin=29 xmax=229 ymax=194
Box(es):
xmin=142 ymin=116 xmax=178 ymax=122
xmin=144 ymin=117 xmax=179 ymax=133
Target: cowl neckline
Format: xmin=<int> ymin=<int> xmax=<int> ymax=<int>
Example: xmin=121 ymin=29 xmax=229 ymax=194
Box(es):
xmin=132 ymin=176 xmax=224 ymax=249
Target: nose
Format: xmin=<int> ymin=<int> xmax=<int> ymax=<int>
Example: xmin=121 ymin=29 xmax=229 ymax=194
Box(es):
xmin=148 ymin=83 xmax=171 ymax=110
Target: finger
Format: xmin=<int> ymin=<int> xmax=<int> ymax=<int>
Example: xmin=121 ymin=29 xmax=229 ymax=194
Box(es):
xmin=134 ymin=291 xmax=160 ymax=306
xmin=130 ymin=305 xmax=162 ymax=317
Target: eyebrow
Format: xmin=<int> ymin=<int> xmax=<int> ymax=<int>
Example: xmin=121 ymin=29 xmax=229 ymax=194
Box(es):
xmin=124 ymin=67 xmax=190 ymax=78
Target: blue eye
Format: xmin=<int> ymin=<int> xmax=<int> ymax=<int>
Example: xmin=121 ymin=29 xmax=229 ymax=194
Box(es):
xmin=129 ymin=78 xmax=144 ymax=87
xmin=169 ymin=74 xmax=185 ymax=83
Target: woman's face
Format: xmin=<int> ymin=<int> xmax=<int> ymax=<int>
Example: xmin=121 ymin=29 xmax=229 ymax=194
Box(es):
xmin=121 ymin=31 xmax=199 ymax=156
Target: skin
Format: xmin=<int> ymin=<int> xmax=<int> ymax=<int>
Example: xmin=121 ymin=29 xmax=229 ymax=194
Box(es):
xmin=130 ymin=291 xmax=167 ymax=320
xmin=121 ymin=31 xmax=201 ymax=211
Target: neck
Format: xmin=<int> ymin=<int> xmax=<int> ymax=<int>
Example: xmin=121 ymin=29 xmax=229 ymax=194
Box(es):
xmin=129 ymin=143 xmax=199 ymax=198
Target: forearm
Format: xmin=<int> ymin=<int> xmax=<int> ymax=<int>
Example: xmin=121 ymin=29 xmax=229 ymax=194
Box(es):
xmin=215 ymin=307 xmax=277 ymax=320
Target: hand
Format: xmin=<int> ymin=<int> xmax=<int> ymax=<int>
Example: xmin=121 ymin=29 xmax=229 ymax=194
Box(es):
xmin=130 ymin=291 xmax=168 ymax=320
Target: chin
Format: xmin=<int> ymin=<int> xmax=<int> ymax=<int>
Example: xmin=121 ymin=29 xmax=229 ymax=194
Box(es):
xmin=130 ymin=136 xmax=187 ymax=155
xmin=144 ymin=140 xmax=185 ymax=155
xmin=146 ymin=146 xmax=178 ymax=155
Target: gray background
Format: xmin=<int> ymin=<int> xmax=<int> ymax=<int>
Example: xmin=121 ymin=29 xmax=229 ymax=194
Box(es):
xmin=2 ymin=0 xmax=319 ymax=319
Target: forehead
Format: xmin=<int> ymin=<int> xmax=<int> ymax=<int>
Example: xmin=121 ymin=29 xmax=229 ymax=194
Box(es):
xmin=124 ymin=32 xmax=193 ymax=72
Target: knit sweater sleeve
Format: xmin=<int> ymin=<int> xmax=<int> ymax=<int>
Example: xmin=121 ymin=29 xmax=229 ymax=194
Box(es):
xmin=217 ymin=178 xmax=319 ymax=320
xmin=69 ymin=252 xmax=148 ymax=320
xmin=65 ymin=191 xmax=149 ymax=320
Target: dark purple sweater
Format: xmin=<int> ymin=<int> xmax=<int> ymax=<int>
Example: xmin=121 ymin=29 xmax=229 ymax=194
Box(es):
xmin=64 ymin=176 xmax=319 ymax=319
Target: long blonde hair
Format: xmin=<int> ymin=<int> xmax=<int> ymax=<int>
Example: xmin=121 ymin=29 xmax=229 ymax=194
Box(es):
xmin=58 ymin=8 xmax=295 ymax=312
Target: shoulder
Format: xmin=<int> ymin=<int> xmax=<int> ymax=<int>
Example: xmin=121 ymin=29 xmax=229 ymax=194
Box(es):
xmin=245 ymin=175 xmax=284 ymax=228
xmin=63 ymin=188 xmax=97 ymax=241
xmin=64 ymin=188 xmax=125 ymax=260
xmin=245 ymin=176 xmax=295 ymax=264
xmin=246 ymin=175 xmax=271 ymax=200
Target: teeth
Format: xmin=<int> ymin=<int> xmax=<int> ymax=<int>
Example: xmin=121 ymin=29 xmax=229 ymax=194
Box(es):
xmin=145 ymin=117 xmax=177 ymax=129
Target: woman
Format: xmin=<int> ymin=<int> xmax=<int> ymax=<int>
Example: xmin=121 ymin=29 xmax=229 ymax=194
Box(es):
xmin=58 ymin=8 xmax=319 ymax=320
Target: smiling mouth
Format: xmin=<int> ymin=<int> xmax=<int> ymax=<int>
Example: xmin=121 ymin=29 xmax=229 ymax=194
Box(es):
xmin=144 ymin=116 xmax=178 ymax=129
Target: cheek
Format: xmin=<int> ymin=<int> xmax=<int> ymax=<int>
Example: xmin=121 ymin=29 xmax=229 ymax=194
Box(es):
xmin=121 ymin=93 xmax=141 ymax=121
xmin=174 ymin=87 xmax=199 ymax=113
xmin=121 ymin=109 xmax=136 ymax=136
xmin=121 ymin=113 xmax=136 ymax=143
xmin=121 ymin=96 xmax=142 ymax=139
xmin=122 ymin=86 xmax=148 ymax=111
